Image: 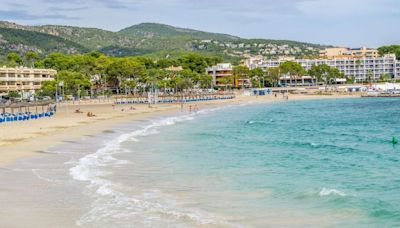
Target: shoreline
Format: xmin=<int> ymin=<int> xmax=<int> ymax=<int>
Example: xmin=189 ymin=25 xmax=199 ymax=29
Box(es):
xmin=0 ymin=94 xmax=359 ymax=167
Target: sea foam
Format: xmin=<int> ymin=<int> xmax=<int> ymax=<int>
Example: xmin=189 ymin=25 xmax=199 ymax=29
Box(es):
xmin=319 ymin=187 xmax=346 ymax=197
xmin=69 ymin=109 xmax=232 ymax=226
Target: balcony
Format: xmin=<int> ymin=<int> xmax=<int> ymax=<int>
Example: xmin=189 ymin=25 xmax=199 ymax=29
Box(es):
xmin=0 ymin=85 xmax=39 ymax=90
xmin=0 ymin=77 xmax=53 ymax=82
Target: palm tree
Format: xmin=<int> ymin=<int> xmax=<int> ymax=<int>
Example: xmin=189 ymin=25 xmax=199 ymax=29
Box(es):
xmin=267 ymin=67 xmax=281 ymax=87
xmin=367 ymin=70 xmax=373 ymax=85
xmin=219 ymin=77 xmax=230 ymax=91
xmin=233 ymin=66 xmax=250 ymax=89
xmin=279 ymin=61 xmax=305 ymax=87
xmin=355 ymin=59 xmax=362 ymax=84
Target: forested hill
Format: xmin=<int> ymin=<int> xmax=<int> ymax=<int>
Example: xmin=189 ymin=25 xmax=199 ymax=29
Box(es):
xmin=0 ymin=21 xmax=327 ymax=60
xmin=0 ymin=21 xmax=135 ymax=51
xmin=0 ymin=27 xmax=87 ymax=56
xmin=119 ymin=23 xmax=239 ymax=40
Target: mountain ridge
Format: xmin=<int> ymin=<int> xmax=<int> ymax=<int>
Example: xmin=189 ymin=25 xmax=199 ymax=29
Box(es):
xmin=0 ymin=27 xmax=87 ymax=56
xmin=0 ymin=21 xmax=327 ymax=60
xmin=119 ymin=22 xmax=240 ymax=40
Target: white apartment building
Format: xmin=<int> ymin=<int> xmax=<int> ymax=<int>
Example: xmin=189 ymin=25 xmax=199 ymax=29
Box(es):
xmin=397 ymin=62 xmax=400 ymax=78
xmin=0 ymin=67 xmax=57 ymax=96
xmin=246 ymin=54 xmax=399 ymax=83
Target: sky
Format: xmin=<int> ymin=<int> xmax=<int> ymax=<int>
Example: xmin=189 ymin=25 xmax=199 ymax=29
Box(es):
xmin=0 ymin=0 xmax=399 ymax=47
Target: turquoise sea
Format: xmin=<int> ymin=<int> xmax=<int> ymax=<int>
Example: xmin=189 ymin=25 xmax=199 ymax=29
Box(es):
xmin=69 ymin=98 xmax=400 ymax=227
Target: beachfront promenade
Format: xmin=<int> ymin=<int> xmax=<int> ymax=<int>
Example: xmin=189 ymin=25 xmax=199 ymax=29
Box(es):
xmin=0 ymin=93 xmax=235 ymax=124
xmin=114 ymin=93 xmax=235 ymax=105
xmin=0 ymin=86 xmax=362 ymax=126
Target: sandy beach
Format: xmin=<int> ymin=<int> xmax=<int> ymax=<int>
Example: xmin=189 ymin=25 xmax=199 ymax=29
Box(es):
xmin=0 ymin=94 xmax=359 ymax=166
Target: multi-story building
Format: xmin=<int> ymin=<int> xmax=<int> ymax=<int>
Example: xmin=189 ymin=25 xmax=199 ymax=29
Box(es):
xmin=246 ymin=54 xmax=399 ymax=83
xmin=320 ymin=47 xmax=379 ymax=59
xmin=0 ymin=67 xmax=57 ymax=96
xmin=396 ymin=62 xmax=400 ymax=79
xmin=206 ymin=63 xmax=251 ymax=88
xmin=206 ymin=63 xmax=233 ymax=88
xmin=319 ymin=47 xmax=351 ymax=58
xmin=351 ymin=47 xmax=380 ymax=58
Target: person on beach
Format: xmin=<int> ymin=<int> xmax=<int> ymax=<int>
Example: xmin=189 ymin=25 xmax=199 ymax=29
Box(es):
xmin=87 ymin=112 xmax=96 ymax=117
xmin=49 ymin=104 xmax=57 ymax=112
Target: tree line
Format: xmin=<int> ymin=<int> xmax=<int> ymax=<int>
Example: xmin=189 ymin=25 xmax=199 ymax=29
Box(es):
xmin=378 ymin=45 xmax=400 ymax=60
xmin=222 ymin=61 xmax=348 ymax=89
xmin=3 ymin=50 xmax=389 ymax=98
xmin=3 ymin=51 xmax=222 ymax=98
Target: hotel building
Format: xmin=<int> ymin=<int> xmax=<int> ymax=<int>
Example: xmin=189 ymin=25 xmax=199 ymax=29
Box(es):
xmin=319 ymin=47 xmax=379 ymax=59
xmin=206 ymin=63 xmax=251 ymax=88
xmin=246 ymin=54 xmax=399 ymax=83
xmin=0 ymin=67 xmax=57 ymax=96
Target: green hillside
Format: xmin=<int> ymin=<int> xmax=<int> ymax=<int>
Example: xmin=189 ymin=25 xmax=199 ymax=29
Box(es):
xmin=33 ymin=25 xmax=136 ymax=50
xmin=0 ymin=27 xmax=87 ymax=55
xmin=119 ymin=23 xmax=239 ymax=40
xmin=0 ymin=21 xmax=137 ymax=50
xmin=0 ymin=21 xmax=327 ymax=60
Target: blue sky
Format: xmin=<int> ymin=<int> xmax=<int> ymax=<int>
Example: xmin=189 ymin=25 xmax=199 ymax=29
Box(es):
xmin=0 ymin=0 xmax=399 ymax=47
